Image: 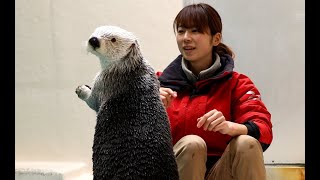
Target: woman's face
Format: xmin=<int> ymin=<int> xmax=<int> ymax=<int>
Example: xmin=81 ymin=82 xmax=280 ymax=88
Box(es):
xmin=176 ymin=26 xmax=220 ymax=64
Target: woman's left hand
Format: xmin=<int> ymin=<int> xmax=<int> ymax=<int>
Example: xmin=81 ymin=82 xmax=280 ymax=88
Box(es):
xmin=196 ymin=109 xmax=234 ymax=135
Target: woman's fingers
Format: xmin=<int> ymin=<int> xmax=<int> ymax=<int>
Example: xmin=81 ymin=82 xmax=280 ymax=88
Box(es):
xmin=159 ymin=87 xmax=177 ymax=107
xmin=207 ymin=116 xmax=225 ymax=131
xmin=197 ymin=109 xmax=225 ymax=131
xmin=197 ymin=109 xmax=217 ymax=128
xmin=160 ymin=94 xmax=168 ymax=107
xmin=161 ymin=88 xmax=177 ymax=98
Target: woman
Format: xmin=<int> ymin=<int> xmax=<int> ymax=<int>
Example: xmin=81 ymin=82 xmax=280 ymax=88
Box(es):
xmin=157 ymin=3 xmax=273 ymax=180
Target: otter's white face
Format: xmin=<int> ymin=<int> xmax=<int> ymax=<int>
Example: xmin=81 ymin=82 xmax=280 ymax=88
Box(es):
xmin=87 ymin=26 xmax=138 ymax=64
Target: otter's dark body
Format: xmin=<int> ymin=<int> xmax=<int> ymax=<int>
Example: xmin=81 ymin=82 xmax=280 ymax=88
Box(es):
xmin=92 ymin=58 xmax=178 ymax=180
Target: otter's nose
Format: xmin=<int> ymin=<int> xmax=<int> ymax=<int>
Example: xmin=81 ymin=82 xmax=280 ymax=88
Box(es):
xmin=88 ymin=37 xmax=100 ymax=48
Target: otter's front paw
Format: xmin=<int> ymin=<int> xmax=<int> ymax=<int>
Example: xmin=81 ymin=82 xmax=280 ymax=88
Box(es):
xmin=75 ymin=85 xmax=91 ymax=100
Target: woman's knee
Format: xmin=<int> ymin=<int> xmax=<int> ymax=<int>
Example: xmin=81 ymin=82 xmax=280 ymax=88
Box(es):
xmin=174 ymin=135 xmax=207 ymax=155
xmin=231 ymin=135 xmax=262 ymax=154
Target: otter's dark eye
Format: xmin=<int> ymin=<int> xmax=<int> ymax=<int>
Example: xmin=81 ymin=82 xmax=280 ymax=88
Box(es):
xmin=111 ymin=38 xmax=116 ymax=42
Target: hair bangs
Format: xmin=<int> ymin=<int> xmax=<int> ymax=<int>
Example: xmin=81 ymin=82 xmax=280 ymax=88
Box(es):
xmin=173 ymin=5 xmax=209 ymax=34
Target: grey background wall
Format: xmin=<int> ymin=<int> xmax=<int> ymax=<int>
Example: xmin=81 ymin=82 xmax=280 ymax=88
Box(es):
xmin=15 ymin=0 xmax=305 ymax=167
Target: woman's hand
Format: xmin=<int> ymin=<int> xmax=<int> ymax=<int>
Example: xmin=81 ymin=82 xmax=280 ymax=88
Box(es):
xmin=196 ymin=109 xmax=248 ymax=136
xmin=159 ymin=87 xmax=177 ymax=108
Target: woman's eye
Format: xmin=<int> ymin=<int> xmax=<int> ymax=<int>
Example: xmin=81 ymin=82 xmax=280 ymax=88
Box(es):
xmin=177 ymin=30 xmax=185 ymax=34
xmin=111 ymin=38 xmax=116 ymax=42
xmin=192 ymin=29 xmax=199 ymax=33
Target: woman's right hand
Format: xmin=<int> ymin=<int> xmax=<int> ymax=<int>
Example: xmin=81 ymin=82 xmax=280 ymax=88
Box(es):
xmin=159 ymin=87 xmax=177 ymax=108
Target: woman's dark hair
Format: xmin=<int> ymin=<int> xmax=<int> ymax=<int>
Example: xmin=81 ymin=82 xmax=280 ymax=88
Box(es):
xmin=173 ymin=3 xmax=234 ymax=58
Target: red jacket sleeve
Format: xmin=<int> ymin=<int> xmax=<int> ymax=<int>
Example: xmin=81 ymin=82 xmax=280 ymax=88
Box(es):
xmin=231 ymin=73 xmax=273 ymax=150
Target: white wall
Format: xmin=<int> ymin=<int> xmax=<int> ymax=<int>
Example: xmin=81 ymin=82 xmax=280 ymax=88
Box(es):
xmin=15 ymin=0 xmax=305 ymax=166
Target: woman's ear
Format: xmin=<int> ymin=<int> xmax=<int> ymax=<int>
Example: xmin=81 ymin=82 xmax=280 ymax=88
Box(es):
xmin=212 ymin=32 xmax=221 ymax=46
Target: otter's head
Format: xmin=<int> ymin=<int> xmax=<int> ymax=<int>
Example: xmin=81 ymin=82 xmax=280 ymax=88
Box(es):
xmin=86 ymin=26 xmax=139 ymax=68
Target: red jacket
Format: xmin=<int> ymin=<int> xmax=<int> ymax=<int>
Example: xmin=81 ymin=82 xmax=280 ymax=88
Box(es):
xmin=157 ymin=54 xmax=273 ymax=157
